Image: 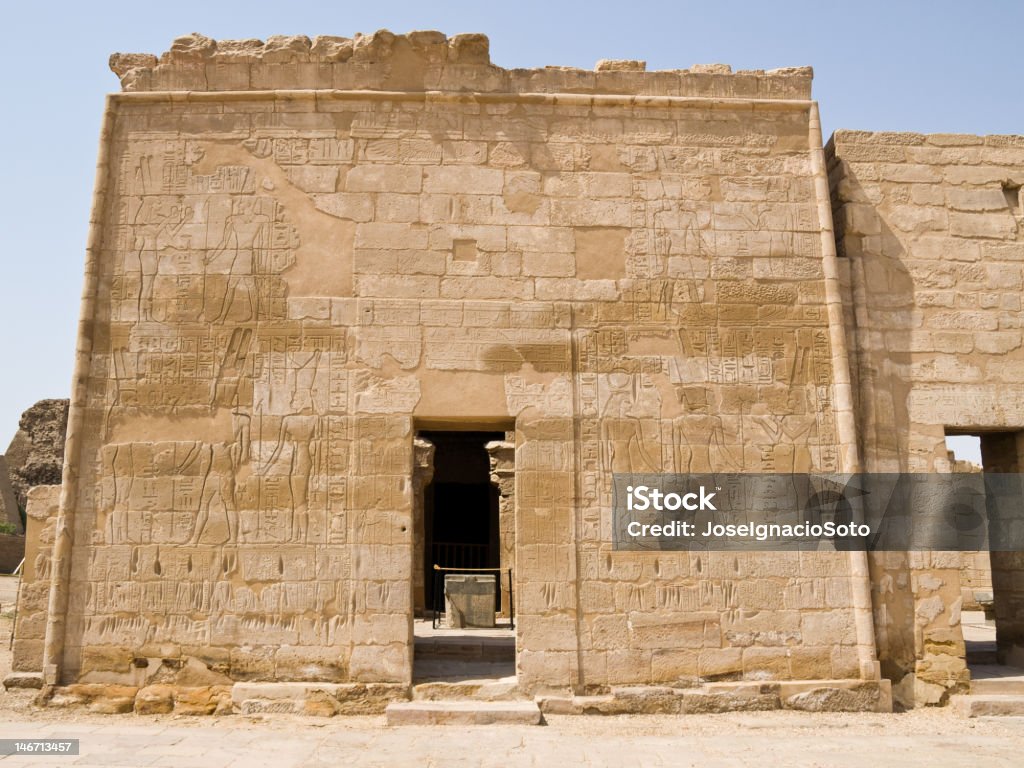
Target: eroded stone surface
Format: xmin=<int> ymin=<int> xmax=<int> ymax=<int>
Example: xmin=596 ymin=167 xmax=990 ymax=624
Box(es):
xmin=386 ymin=700 xmax=543 ymax=725
xmin=0 ymin=456 xmax=20 ymax=534
xmin=109 ymin=30 xmax=812 ymax=97
xmin=3 ymin=400 xmax=68 ymax=512
xmin=11 ymin=486 xmax=59 ymax=672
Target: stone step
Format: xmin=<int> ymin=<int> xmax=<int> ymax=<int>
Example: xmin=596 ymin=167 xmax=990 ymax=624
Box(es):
xmin=386 ymin=700 xmax=542 ymax=726
xmin=972 ymin=679 xmax=1024 ymax=695
xmin=414 ymin=638 xmax=515 ymax=662
xmin=412 ymin=677 xmax=523 ymax=702
xmin=230 ymin=682 xmax=408 ymax=716
xmin=970 ymin=668 xmax=1024 ymax=696
xmin=967 ymin=649 xmax=1000 ymax=666
xmin=951 ymin=694 xmax=1024 ymax=717
xmin=413 ymin=658 xmax=515 ymax=682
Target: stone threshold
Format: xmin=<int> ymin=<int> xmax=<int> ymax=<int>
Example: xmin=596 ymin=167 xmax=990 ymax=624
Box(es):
xmin=538 ymin=679 xmax=893 ymax=715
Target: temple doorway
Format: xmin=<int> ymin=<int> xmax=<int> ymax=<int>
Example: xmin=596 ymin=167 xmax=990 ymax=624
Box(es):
xmin=411 ymin=428 xmax=516 ymax=687
xmin=421 ymin=430 xmax=504 ymax=613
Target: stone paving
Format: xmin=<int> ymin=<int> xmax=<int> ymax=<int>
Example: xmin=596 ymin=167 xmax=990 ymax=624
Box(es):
xmin=0 ymin=709 xmax=1023 ymax=768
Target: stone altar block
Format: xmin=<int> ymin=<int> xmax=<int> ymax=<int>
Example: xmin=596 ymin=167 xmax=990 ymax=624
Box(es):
xmin=445 ymin=574 xmax=496 ymax=629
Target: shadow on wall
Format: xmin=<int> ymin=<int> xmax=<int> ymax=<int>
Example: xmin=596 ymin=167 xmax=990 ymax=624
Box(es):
xmin=832 ymin=158 xmax=918 ymax=693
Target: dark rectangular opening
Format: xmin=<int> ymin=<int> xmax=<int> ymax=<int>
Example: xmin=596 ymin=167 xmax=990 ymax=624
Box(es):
xmin=419 ymin=429 xmax=505 ymax=612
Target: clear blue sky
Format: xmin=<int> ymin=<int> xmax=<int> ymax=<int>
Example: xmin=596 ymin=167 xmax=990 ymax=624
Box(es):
xmin=1 ymin=0 xmax=1020 ymax=455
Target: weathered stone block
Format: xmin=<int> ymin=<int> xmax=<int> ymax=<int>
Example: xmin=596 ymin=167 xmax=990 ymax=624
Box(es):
xmin=386 ymin=700 xmax=543 ymax=725
xmin=445 ymin=574 xmax=496 ymax=628
xmin=2 ymin=672 xmax=43 ymax=690
xmin=679 ymin=687 xmax=780 ymax=713
xmin=949 ymin=212 xmax=1017 ymax=239
xmin=346 ymin=165 xmax=422 ymax=193
xmin=134 ymin=684 xmax=175 ymax=715
xmin=174 ymin=685 xmax=233 ymax=716
xmin=784 ymin=684 xmax=884 ymax=712
xmin=951 ymin=694 xmax=1024 ymax=717
xmin=48 ymin=684 xmax=139 ymax=713
xmin=947 ymin=187 xmax=1012 ymax=212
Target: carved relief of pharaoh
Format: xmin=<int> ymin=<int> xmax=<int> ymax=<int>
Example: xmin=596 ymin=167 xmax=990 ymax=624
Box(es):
xmin=601 ymin=372 xmax=661 ymax=474
xmin=131 ymin=196 xmax=193 ymax=322
xmin=672 ymin=386 xmax=740 ymax=473
xmin=262 ymin=414 xmax=322 ymax=544
xmin=749 ymin=388 xmax=817 ymax=473
xmin=205 ymin=196 xmax=274 ymax=323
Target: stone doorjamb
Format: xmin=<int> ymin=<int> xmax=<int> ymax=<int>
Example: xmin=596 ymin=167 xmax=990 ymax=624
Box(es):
xmin=412 ymin=437 xmax=435 ymax=615
xmin=486 ymin=440 xmax=514 ymax=618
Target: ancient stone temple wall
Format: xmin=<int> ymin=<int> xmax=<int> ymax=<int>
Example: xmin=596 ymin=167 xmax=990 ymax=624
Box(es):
xmin=31 ymin=31 xmax=883 ymax=699
xmin=829 ymin=131 xmax=1024 ymax=705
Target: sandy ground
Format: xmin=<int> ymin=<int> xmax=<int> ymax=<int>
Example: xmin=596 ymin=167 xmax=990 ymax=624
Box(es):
xmin=1 ymin=575 xmax=1023 ymax=767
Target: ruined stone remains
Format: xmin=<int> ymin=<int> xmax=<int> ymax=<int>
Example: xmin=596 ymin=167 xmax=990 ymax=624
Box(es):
xmin=0 ymin=399 xmax=69 ymax=569
xmin=4 ymin=399 xmax=69 ymax=513
xmin=10 ymin=30 xmax=1024 ymax=716
xmin=0 ymin=455 xmax=20 ymax=534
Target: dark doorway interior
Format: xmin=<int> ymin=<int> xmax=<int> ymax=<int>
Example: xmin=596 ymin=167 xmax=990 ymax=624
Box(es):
xmin=420 ymin=430 xmax=505 ymax=612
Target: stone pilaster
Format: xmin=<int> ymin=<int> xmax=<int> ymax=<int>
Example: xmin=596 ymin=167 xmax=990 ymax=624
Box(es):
xmin=486 ymin=440 xmax=514 ymax=618
xmin=412 ymin=437 xmax=435 ymax=615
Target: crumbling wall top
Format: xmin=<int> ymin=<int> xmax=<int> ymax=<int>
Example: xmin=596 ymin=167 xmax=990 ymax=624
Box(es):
xmin=109 ymin=30 xmax=813 ymax=100
xmin=830 ymin=129 xmax=1024 ymax=150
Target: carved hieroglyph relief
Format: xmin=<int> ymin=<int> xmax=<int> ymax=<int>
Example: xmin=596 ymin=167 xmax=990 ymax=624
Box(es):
xmin=29 ymin=31 xmax=897 ymax=698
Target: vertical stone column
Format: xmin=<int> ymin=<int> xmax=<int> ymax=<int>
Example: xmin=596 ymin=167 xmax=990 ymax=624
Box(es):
xmin=412 ymin=437 xmax=435 ymax=615
xmin=486 ymin=440 xmax=514 ymax=618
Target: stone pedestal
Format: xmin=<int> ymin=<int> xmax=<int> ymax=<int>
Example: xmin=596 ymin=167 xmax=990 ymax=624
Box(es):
xmin=445 ymin=574 xmax=496 ymax=628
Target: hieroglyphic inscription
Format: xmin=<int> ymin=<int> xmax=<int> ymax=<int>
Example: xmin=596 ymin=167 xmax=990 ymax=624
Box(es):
xmin=58 ymin=46 xmax=858 ymax=693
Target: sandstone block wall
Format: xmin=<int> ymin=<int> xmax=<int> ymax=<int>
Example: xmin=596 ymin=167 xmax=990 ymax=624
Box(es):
xmin=36 ymin=31 xmax=877 ymax=693
xmin=829 ymin=131 xmax=1024 ymax=471
xmin=11 ymin=485 xmax=60 ymax=670
xmin=829 ymin=131 xmax=1024 ymax=704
